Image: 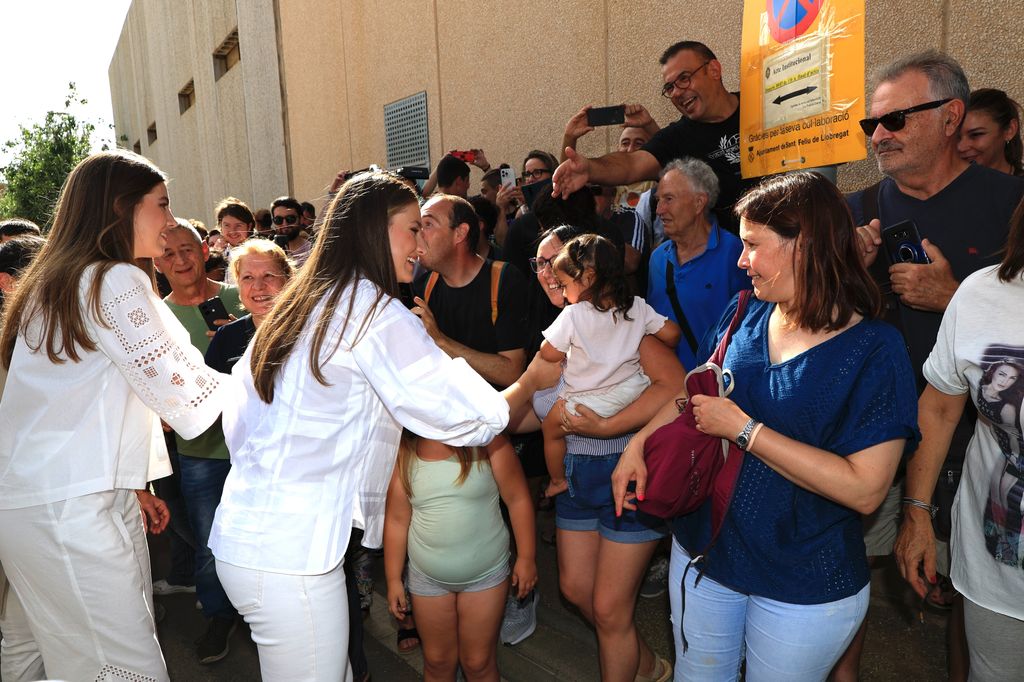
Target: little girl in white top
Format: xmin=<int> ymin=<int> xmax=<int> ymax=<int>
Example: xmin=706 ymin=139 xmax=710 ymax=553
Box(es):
xmin=540 ymin=233 xmax=680 ymax=497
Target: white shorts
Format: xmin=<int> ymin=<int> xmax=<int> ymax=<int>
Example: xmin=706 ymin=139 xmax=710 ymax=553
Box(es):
xmin=562 ymin=371 xmax=650 ymax=418
xmin=0 ymin=489 xmax=168 ymax=682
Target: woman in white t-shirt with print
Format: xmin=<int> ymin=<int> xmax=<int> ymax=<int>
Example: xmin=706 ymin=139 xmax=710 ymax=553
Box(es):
xmin=896 ymin=201 xmax=1024 ymax=680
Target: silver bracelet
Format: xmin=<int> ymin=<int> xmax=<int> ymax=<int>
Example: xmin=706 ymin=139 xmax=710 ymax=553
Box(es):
xmin=901 ymin=497 xmax=938 ymax=518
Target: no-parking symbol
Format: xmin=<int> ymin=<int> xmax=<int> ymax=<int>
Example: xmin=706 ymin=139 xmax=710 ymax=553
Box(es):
xmin=767 ymin=0 xmax=821 ymax=43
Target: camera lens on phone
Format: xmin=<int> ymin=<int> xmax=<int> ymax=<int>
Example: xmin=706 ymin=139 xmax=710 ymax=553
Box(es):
xmin=898 ymin=244 xmax=916 ymax=262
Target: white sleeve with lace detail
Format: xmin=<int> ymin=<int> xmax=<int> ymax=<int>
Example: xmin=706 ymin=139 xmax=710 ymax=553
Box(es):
xmin=92 ymin=264 xmax=227 ymax=440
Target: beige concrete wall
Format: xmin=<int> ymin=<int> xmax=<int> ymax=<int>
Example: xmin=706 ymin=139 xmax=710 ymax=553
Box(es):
xmin=109 ymin=0 xmax=288 ymax=226
xmin=113 ymin=0 xmax=1024 ymax=216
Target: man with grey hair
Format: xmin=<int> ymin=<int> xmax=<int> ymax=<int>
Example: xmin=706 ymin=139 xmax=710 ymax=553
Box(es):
xmin=154 ymin=220 xmax=246 ymax=664
xmin=646 ymin=157 xmax=750 ymax=371
xmin=840 ymin=50 xmax=1024 ymax=682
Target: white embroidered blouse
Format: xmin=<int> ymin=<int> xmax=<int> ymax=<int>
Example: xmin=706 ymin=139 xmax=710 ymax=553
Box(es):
xmin=210 ymin=279 xmax=510 ymax=575
xmin=0 ymin=263 xmax=226 ymax=508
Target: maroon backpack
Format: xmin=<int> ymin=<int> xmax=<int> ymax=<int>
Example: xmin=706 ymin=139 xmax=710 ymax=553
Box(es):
xmin=638 ymin=290 xmax=753 ymax=537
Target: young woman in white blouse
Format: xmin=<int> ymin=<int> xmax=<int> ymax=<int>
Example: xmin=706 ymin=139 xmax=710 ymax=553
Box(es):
xmin=209 ymin=171 xmax=518 ymax=681
xmin=0 ymin=151 xmax=227 ymax=681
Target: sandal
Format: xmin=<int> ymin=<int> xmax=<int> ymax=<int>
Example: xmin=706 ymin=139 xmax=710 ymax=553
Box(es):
xmin=396 ymin=626 xmax=420 ymax=654
xmin=635 ymin=655 xmax=672 ymax=682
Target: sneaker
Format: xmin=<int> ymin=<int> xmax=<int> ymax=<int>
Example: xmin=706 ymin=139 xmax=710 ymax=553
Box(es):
xmin=196 ymin=616 xmax=237 ymax=664
xmin=152 ymin=579 xmax=196 ymax=595
xmin=639 ymin=556 xmax=669 ymax=599
xmin=500 ymin=590 xmax=537 ymax=646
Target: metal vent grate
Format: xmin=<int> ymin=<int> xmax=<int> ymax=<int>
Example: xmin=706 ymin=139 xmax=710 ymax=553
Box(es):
xmin=384 ymin=92 xmax=429 ymax=169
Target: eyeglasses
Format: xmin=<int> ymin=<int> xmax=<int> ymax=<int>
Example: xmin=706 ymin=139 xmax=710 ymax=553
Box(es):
xmin=528 ymin=255 xmax=554 ymax=273
xmin=272 ymin=214 xmax=299 ymax=226
xmin=522 ymin=168 xmax=551 ymax=181
xmin=858 ymin=98 xmax=952 ymax=136
xmin=661 ymin=61 xmax=710 ymax=98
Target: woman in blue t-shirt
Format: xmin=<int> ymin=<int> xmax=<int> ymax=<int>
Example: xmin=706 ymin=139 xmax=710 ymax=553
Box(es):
xmin=613 ymin=171 xmax=920 ymax=680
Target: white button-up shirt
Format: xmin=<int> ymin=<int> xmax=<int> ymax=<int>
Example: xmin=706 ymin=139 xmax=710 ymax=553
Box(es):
xmin=0 ymin=264 xmax=225 ymax=508
xmin=210 ymin=279 xmax=509 ymax=575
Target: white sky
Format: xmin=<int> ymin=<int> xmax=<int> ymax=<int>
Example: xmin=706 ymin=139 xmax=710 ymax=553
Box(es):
xmin=0 ymin=0 xmax=133 ymax=177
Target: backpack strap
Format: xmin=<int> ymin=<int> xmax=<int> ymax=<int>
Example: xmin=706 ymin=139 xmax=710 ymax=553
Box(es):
xmin=664 ymin=260 xmax=700 ymax=355
xmin=423 ymin=262 xmax=505 ymax=325
xmin=423 ymin=271 xmax=440 ymax=305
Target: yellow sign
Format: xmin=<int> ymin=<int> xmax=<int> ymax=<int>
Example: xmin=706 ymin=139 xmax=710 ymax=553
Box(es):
xmin=740 ymin=0 xmax=866 ymax=178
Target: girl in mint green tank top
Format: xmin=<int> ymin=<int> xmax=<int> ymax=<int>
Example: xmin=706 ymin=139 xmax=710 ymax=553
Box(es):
xmin=384 ymin=431 xmax=537 ymax=680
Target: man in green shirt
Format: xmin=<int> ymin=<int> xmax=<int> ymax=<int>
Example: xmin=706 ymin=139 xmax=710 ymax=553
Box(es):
xmin=155 ymin=221 xmax=245 ymax=664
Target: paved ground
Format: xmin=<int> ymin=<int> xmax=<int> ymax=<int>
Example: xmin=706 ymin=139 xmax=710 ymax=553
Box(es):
xmin=149 ymin=506 xmax=950 ymax=681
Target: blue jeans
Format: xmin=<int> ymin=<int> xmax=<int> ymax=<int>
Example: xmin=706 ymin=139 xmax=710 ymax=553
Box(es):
xmin=178 ymin=455 xmax=236 ymax=620
xmin=669 ymin=538 xmax=868 ymax=681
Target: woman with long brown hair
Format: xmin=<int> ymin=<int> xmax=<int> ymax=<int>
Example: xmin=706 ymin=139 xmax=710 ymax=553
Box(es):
xmin=0 ymin=150 xmax=227 ymax=681
xmin=613 ymin=171 xmax=921 ymax=679
xmin=208 ymin=172 xmax=516 ymax=681
xmin=895 ymin=198 xmax=1024 ymax=679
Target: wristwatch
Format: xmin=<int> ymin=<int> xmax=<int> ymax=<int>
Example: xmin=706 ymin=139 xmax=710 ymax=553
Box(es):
xmin=736 ymin=418 xmax=760 ymax=450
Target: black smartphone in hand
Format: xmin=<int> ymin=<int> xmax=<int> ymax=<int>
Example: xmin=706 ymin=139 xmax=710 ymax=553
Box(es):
xmin=586 ymin=105 xmax=626 ymax=127
xmin=198 ymin=297 xmax=230 ymax=331
xmin=882 ymin=220 xmax=931 ymax=265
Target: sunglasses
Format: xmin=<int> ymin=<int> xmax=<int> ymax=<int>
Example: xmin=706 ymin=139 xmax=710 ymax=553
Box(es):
xmin=272 ymin=214 xmax=299 ymax=226
xmin=858 ymin=98 xmax=952 ymax=136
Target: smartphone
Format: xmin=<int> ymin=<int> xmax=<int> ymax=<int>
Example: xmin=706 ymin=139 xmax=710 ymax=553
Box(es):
xmin=450 ymin=149 xmax=477 ymax=163
xmin=198 ymin=297 xmax=230 ymax=331
xmin=587 ymin=105 xmax=626 ymax=127
xmin=499 ymin=167 xmax=516 ymax=190
xmin=882 ymin=220 xmax=931 ymax=265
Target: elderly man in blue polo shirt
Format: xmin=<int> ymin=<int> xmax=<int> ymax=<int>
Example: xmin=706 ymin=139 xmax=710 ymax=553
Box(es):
xmin=646 ymin=157 xmax=750 ymax=371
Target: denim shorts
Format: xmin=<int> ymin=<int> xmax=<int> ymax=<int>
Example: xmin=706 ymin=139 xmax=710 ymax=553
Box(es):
xmin=406 ymin=562 xmax=509 ymax=597
xmin=555 ymin=452 xmax=667 ymax=544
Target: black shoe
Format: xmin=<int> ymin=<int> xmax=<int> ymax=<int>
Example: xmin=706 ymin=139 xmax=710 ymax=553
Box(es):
xmin=197 ymin=616 xmax=237 ymax=664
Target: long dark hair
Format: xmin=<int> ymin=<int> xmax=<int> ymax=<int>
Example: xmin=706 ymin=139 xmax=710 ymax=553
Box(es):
xmin=552 ymin=233 xmax=633 ymax=321
xmin=999 ymin=197 xmax=1024 ymax=282
xmin=250 ymin=172 xmax=418 ymax=402
xmin=1 ymin=151 xmax=165 ymax=368
xmin=734 ymin=171 xmax=880 ymax=332
xmin=968 ymin=88 xmax=1024 ymax=176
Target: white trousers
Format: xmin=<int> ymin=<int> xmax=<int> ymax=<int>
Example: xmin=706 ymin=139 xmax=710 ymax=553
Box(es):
xmin=0 ymin=562 xmax=45 ymax=682
xmin=0 ymin=489 xmax=168 ymax=682
xmin=216 ymin=558 xmax=353 ymax=682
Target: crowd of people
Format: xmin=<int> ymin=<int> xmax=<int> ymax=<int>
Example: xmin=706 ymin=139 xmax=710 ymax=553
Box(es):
xmin=0 ymin=37 xmax=1022 ymax=682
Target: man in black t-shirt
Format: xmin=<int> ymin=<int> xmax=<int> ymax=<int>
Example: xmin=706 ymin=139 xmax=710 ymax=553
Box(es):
xmin=841 ymin=51 xmax=1024 ymax=682
xmin=411 ymin=194 xmax=528 ymax=388
xmin=552 ymin=40 xmax=754 ymax=230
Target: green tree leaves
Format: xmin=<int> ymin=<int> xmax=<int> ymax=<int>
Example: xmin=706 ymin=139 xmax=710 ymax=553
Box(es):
xmin=0 ymin=84 xmax=98 ymax=230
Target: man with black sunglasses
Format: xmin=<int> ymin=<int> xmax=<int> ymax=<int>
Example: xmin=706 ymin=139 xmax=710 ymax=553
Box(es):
xmin=271 ymin=195 xmax=312 ymax=267
xmin=552 ymin=41 xmax=755 ymax=231
xmin=840 ymin=50 xmax=1024 ymax=682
